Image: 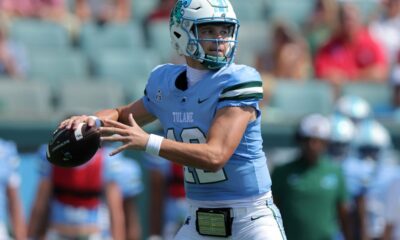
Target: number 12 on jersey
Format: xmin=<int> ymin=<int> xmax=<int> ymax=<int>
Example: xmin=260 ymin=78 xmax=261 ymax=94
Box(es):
xmin=167 ymin=128 xmax=228 ymax=184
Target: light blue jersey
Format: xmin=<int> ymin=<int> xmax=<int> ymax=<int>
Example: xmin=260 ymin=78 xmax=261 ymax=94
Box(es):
xmin=143 ymin=63 xmax=271 ymax=201
xmin=342 ymin=157 xmax=400 ymax=237
xmin=0 ymin=140 xmax=19 ymax=223
xmin=105 ymin=149 xmax=143 ymax=198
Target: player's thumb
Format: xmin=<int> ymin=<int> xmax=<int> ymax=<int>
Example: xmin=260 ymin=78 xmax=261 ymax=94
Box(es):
xmin=128 ymin=113 xmax=137 ymax=127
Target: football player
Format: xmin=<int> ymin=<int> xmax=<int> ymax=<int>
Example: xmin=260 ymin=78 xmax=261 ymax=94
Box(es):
xmin=0 ymin=139 xmax=26 ymax=240
xmin=27 ymin=146 xmax=130 ymax=240
xmin=60 ymin=0 xmax=287 ymax=239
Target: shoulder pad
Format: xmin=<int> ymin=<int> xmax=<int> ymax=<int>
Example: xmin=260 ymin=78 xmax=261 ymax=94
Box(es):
xmin=218 ymin=65 xmax=263 ymax=102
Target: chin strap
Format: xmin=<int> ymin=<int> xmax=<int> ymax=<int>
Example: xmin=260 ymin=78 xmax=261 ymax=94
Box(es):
xmin=201 ymin=55 xmax=229 ymax=70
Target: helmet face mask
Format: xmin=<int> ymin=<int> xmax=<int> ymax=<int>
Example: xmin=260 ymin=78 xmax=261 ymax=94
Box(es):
xmin=170 ymin=0 xmax=240 ymax=69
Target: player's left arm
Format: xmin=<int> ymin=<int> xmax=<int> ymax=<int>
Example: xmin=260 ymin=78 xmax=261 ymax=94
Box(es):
xmin=7 ymin=184 xmax=26 ymax=240
xmin=101 ymin=105 xmax=255 ymax=171
xmin=105 ymin=181 xmax=126 ymax=240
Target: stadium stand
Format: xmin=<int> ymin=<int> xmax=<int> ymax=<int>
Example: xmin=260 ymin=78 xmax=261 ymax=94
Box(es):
xmin=9 ymin=19 xmax=70 ymax=50
xmin=0 ymin=81 xmax=53 ymax=122
xmin=28 ymin=49 xmax=89 ymax=88
xmin=58 ymin=81 xmax=126 ymax=116
xmin=93 ymin=48 xmax=161 ymax=101
xmin=268 ymin=80 xmax=335 ymax=121
xmin=341 ymin=82 xmax=391 ymax=110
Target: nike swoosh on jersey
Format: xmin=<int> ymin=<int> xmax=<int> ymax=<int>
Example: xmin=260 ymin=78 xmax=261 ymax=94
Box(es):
xmin=250 ymin=215 xmax=268 ymax=221
xmin=197 ymin=97 xmax=210 ymax=104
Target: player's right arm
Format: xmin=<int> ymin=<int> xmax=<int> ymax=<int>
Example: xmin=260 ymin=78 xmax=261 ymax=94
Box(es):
xmin=59 ymin=98 xmax=156 ymax=130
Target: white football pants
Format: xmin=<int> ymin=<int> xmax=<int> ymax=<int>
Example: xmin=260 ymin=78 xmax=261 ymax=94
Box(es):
xmin=173 ymin=199 xmax=287 ymax=240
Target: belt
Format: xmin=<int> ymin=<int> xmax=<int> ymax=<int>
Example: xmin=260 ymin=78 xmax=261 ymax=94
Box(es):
xmin=189 ymin=193 xmax=274 ymax=218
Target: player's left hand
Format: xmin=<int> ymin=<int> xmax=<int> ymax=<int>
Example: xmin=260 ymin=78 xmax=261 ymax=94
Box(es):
xmin=99 ymin=114 xmax=150 ymax=156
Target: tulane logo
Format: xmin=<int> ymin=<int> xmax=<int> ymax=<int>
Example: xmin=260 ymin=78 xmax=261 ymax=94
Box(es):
xmin=170 ymin=0 xmax=192 ymax=26
xmin=208 ymin=0 xmax=228 ymax=13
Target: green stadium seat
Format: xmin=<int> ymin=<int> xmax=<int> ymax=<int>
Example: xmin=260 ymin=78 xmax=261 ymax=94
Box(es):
xmin=268 ymin=0 xmax=314 ymax=26
xmin=148 ymin=20 xmax=179 ymax=61
xmin=94 ymin=49 xmax=161 ymax=100
xmin=0 ymin=81 xmax=53 ymax=122
xmin=58 ymin=82 xmax=126 ymax=115
xmin=268 ymin=80 xmax=334 ymax=122
xmin=230 ymin=0 xmax=268 ymax=21
xmin=10 ymin=19 xmax=70 ymax=50
xmin=28 ymin=50 xmax=89 ymax=89
xmin=80 ymin=22 xmax=145 ymax=62
xmin=132 ymin=0 xmax=158 ymax=21
xmin=341 ymin=82 xmax=391 ymax=109
xmin=237 ymin=21 xmax=271 ymax=63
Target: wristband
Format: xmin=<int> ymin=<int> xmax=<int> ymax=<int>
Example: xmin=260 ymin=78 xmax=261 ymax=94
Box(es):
xmin=89 ymin=116 xmax=103 ymax=127
xmin=145 ymin=134 xmax=164 ymax=156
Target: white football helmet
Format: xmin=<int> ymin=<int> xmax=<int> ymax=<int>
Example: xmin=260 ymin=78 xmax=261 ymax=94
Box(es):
xmin=170 ymin=0 xmax=239 ymax=69
xmin=353 ymin=120 xmax=391 ymax=161
xmin=328 ymin=114 xmax=356 ymax=160
xmin=335 ymin=95 xmax=372 ymax=123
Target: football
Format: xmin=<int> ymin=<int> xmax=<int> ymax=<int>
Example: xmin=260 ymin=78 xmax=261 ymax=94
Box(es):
xmin=46 ymin=123 xmax=101 ymax=168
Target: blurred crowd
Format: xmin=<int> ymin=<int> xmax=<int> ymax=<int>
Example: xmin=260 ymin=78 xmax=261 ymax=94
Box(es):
xmin=1 ymin=0 xmax=400 ymax=240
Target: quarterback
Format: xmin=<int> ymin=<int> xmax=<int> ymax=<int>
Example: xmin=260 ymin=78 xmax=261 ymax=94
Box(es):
xmin=60 ymin=0 xmax=286 ymax=239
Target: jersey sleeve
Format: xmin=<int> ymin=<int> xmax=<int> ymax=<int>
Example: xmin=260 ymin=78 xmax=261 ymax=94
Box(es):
xmin=384 ymin=178 xmax=400 ymax=223
xmin=2 ymin=141 xmax=21 ymax=188
xmin=217 ymin=66 xmax=263 ymax=117
xmin=142 ymin=64 xmax=172 ymax=116
xmin=103 ymin=148 xmax=144 ymax=197
xmin=36 ymin=144 xmax=52 ymax=179
xmin=142 ymin=152 xmax=172 ymax=176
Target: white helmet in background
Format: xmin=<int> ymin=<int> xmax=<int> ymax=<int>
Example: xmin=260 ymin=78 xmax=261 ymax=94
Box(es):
xmin=298 ymin=113 xmax=331 ymax=140
xmin=330 ymin=114 xmax=356 ymax=143
xmin=353 ymin=120 xmax=391 ymax=160
xmin=335 ymin=95 xmax=372 ymax=123
xmin=170 ymin=0 xmax=239 ymax=69
xmin=328 ymin=114 xmax=356 ymax=160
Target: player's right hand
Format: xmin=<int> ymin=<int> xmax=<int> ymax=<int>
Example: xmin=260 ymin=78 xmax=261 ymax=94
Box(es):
xmin=58 ymin=115 xmax=98 ymax=130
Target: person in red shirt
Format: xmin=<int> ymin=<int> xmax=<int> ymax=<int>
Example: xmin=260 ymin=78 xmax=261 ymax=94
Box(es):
xmin=314 ymin=3 xmax=388 ymax=96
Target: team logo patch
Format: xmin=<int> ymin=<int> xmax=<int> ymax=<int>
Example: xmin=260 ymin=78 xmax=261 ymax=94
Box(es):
xmin=170 ymin=0 xmax=192 ymax=25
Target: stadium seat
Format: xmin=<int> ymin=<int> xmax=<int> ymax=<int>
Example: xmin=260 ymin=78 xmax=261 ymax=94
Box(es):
xmin=148 ymin=20 xmax=179 ymax=62
xmin=80 ymin=22 xmax=145 ymax=62
xmin=268 ymin=80 xmax=334 ymax=121
xmin=268 ymin=0 xmax=314 ymax=26
xmin=28 ymin=49 xmax=89 ymax=89
xmin=237 ymin=21 xmax=271 ymax=65
xmin=93 ymin=49 xmax=161 ymax=100
xmin=58 ymin=82 xmax=126 ymax=115
xmin=9 ymin=19 xmax=70 ymax=50
xmin=132 ymin=0 xmax=159 ymax=21
xmin=341 ymin=82 xmax=391 ymax=110
xmin=0 ymin=81 xmax=53 ymax=122
xmin=230 ymin=0 xmax=268 ymax=21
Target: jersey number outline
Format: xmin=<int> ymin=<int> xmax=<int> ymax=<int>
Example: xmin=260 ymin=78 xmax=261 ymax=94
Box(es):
xmin=166 ymin=128 xmax=227 ymax=184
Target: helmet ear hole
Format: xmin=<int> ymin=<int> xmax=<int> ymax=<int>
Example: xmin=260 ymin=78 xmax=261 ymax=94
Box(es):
xmin=174 ymin=32 xmax=182 ymax=39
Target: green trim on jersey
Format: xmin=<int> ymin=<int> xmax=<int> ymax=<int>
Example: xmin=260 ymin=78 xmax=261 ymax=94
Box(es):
xmin=218 ymin=93 xmax=263 ymax=102
xmin=219 ymin=81 xmax=263 ymax=102
xmin=221 ymin=81 xmax=262 ymax=94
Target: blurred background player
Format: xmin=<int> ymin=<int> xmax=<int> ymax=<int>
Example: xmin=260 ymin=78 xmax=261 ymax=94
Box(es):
xmin=342 ymin=120 xmax=399 ymax=240
xmin=0 ymin=138 xmax=26 ymax=240
xmin=28 ymin=145 xmax=126 ymax=240
xmin=327 ymin=114 xmax=356 ymax=163
xmin=272 ymin=113 xmax=351 ymax=240
xmin=145 ymin=153 xmax=187 ymax=240
xmin=383 ymin=174 xmax=400 ymax=240
xmin=105 ymin=150 xmax=143 ymax=240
